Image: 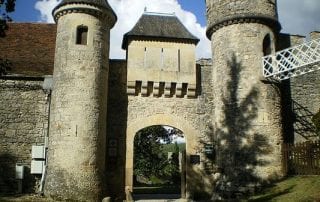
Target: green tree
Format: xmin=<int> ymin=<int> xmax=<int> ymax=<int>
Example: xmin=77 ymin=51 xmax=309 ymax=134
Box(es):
xmin=312 ymin=108 xmax=320 ymax=135
xmin=134 ymin=126 xmax=169 ymax=179
xmin=134 ymin=126 xmax=182 ymax=184
xmin=0 ymin=0 xmax=16 ymax=36
xmin=162 ymin=142 xmax=180 ymax=184
xmin=0 ymin=0 xmax=15 ymax=76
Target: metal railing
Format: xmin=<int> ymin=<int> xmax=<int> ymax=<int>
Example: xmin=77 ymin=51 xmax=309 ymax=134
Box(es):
xmin=262 ymin=38 xmax=320 ymax=80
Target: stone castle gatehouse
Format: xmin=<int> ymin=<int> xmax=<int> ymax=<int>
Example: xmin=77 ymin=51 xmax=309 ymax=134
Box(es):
xmin=0 ymin=0 xmax=319 ymax=201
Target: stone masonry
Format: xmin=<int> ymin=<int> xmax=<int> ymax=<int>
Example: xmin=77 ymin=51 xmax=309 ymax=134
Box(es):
xmin=43 ymin=1 xmax=116 ymax=201
xmin=206 ymin=0 xmax=283 ymax=194
xmin=0 ymin=0 xmax=319 ymax=201
xmin=0 ymin=78 xmax=49 ymax=193
xmin=105 ymin=58 xmax=215 ymax=200
xmin=290 ymin=68 xmax=320 ymax=142
xmin=278 ymin=32 xmax=320 ymax=143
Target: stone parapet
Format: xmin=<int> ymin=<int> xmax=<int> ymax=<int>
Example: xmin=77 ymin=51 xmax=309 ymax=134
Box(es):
xmin=53 ymin=1 xmax=116 ymax=26
xmin=206 ymin=0 xmax=280 ymax=37
xmin=126 ymin=81 xmax=196 ymax=98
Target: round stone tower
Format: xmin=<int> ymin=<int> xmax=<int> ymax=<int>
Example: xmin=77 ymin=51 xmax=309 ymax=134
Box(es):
xmin=206 ymin=0 xmax=283 ymax=192
xmin=44 ymin=0 xmax=116 ymax=201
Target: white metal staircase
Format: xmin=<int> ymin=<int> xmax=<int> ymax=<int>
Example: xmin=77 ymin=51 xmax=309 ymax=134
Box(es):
xmin=262 ymin=37 xmax=320 ymax=80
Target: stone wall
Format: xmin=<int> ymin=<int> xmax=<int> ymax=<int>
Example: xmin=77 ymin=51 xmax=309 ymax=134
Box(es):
xmin=290 ymin=32 xmax=320 ymax=142
xmin=0 ymin=77 xmax=49 ymax=194
xmin=0 ymin=58 xmax=215 ymax=200
xmin=123 ymin=58 xmax=215 ymax=199
xmin=290 ymin=71 xmax=320 ymax=142
xmin=127 ymin=40 xmax=197 ymax=85
xmin=105 ymin=59 xmax=128 ymax=200
xmin=277 ymin=32 xmax=320 ymax=143
xmin=106 ymin=59 xmax=215 ymax=200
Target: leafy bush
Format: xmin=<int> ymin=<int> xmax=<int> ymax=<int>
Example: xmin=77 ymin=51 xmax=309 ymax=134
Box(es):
xmin=0 ymin=58 xmax=11 ymax=75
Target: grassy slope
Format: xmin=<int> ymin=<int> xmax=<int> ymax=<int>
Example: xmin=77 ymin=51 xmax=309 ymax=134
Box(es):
xmin=1 ymin=176 xmax=320 ymax=201
xmin=248 ymin=176 xmax=320 ymax=202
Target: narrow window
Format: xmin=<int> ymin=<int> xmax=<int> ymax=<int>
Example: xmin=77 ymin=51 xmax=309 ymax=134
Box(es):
xmin=76 ymin=26 xmax=88 ymax=45
xmin=263 ymin=34 xmax=273 ymax=74
xmin=144 ymin=47 xmax=147 ymax=68
xmin=178 ymin=49 xmax=181 ymax=72
xmin=161 ymin=48 xmax=164 ymax=69
xmin=263 ymin=34 xmax=272 ymax=56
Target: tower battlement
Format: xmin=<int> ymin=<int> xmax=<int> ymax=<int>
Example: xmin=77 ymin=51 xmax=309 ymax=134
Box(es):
xmin=52 ymin=0 xmax=116 ymax=24
xmin=206 ymin=0 xmax=281 ymax=38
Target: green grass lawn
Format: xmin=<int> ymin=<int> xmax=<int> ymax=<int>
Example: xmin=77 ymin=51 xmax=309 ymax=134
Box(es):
xmin=248 ymin=176 xmax=320 ymax=202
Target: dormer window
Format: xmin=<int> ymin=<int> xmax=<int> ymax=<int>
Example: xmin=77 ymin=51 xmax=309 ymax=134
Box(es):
xmin=76 ymin=26 xmax=88 ymax=45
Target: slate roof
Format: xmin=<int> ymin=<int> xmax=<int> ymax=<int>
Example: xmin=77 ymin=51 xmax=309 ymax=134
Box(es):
xmin=0 ymin=23 xmax=57 ymax=76
xmin=54 ymin=0 xmax=112 ymax=10
xmin=53 ymin=0 xmax=117 ymax=23
xmin=122 ymin=12 xmax=199 ymax=49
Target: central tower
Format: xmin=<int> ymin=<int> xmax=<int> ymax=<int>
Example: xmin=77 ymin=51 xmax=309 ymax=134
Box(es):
xmin=206 ymin=0 xmax=284 ymax=193
xmin=44 ymin=0 xmax=116 ymax=201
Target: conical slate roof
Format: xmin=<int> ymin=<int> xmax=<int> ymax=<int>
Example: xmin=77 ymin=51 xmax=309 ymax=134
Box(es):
xmin=55 ymin=0 xmax=111 ymax=10
xmin=53 ymin=0 xmax=116 ymax=25
xmin=122 ymin=12 xmax=199 ymax=49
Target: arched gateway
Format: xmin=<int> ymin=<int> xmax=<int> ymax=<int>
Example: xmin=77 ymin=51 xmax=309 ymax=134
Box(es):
xmin=107 ymin=12 xmax=217 ymax=200
xmin=126 ymin=114 xmax=202 ymax=197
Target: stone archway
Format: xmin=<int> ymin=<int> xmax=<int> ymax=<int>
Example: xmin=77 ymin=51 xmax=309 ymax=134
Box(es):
xmin=125 ymin=114 xmax=201 ymax=199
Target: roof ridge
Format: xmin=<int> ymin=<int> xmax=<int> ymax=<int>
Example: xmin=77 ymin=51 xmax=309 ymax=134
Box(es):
xmin=143 ymin=11 xmax=176 ymax=17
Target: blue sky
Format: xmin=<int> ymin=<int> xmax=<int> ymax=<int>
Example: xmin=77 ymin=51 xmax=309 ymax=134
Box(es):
xmin=177 ymin=0 xmax=206 ymax=26
xmin=10 ymin=0 xmax=39 ymax=22
xmin=10 ymin=0 xmax=207 ymax=26
xmin=7 ymin=0 xmax=320 ymax=59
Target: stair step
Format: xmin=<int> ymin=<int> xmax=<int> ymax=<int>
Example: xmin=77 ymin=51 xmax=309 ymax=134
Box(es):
xmin=131 ymin=194 xmax=188 ymax=202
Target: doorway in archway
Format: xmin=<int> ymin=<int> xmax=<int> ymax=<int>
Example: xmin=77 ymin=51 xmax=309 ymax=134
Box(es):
xmin=133 ymin=125 xmax=186 ymax=199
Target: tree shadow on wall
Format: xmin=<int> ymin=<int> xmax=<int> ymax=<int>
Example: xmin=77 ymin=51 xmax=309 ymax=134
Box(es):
xmin=185 ymin=153 xmax=215 ymax=200
xmin=211 ymin=54 xmax=274 ymax=199
xmin=291 ymin=101 xmax=318 ymax=140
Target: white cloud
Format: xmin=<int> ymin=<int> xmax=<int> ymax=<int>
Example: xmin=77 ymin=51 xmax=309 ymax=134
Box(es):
xmin=34 ymin=0 xmax=211 ymax=59
xmin=34 ymin=0 xmax=319 ymax=58
xmin=35 ymin=0 xmax=61 ymax=23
